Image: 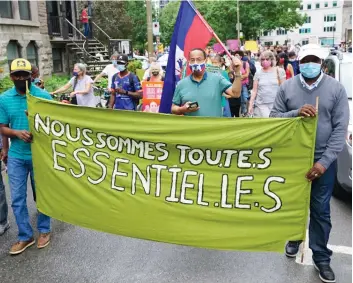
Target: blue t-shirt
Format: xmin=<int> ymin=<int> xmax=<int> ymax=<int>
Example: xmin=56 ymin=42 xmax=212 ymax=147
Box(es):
xmin=0 ymin=84 xmax=53 ymax=160
xmin=111 ymin=72 xmax=141 ymax=110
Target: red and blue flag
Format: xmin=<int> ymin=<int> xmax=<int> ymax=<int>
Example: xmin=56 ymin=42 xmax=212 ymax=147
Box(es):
xmin=159 ymin=0 xmax=214 ymax=114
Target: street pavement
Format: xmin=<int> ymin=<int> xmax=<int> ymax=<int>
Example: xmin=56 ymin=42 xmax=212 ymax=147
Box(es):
xmin=0 ymin=175 xmax=351 ymax=283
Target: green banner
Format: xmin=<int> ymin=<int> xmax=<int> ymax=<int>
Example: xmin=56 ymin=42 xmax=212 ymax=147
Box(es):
xmin=28 ymin=95 xmax=316 ymax=252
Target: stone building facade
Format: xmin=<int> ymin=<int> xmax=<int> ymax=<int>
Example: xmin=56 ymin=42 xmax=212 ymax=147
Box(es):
xmin=0 ymin=0 xmax=53 ymax=77
xmin=341 ymin=1 xmax=352 ymax=43
xmin=0 ymin=0 xmax=79 ymax=78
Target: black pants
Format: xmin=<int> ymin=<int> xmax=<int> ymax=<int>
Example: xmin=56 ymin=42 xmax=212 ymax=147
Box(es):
xmin=229 ymin=104 xmax=240 ymax=117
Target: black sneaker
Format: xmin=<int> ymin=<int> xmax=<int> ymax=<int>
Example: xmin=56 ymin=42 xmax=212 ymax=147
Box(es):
xmin=285 ymin=241 xmax=302 ymax=257
xmin=314 ymin=263 xmax=336 ymax=283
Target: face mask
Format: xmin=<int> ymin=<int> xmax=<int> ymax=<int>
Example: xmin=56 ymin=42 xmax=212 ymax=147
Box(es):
xmin=152 ymin=71 xmax=159 ymax=76
xmin=289 ymin=58 xmax=296 ymax=62
xmin=14 ymin=78 xmax=31 ymax=93
xmin=112 ymin=60 xmax=117 ymax=66
xmin=189 ymin=62 xmax=206 ymax=73
xmin=300 ymin=63 xmax=321 ymax=79
xmin=117 ymin=64 xmax=126 ymax=72
xmin=73 ymin=72 xmax=79 ymax=76
xmin=261 ymin=60 xmax=271 ymax=69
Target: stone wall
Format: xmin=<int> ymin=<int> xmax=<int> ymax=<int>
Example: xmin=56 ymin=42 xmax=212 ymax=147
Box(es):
xmin=0 ymin=0 xmax=53 ymax=77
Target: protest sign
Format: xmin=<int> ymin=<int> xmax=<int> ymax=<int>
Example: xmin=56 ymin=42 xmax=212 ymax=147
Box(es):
xmin=28 ymin=95 xmax=316 ymax=252
xmin=142 ymin=81 xmax=163 ymax=113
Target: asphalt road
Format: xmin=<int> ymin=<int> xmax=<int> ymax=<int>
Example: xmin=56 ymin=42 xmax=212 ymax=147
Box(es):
xmin=0 ymin=176 xmax=351 ymax=283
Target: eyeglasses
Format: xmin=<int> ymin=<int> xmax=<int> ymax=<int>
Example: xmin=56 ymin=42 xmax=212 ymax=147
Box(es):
xmin=261 ymin=58 xmax=271 ymax=62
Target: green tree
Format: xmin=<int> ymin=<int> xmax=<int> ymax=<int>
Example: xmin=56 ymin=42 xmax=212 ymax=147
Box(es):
xmin=159 ymin=0 xmax=305 ymax=44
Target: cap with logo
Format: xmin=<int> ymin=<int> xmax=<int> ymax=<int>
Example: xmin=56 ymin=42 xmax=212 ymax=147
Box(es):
xmin=297 ymin=44 xmax=329 ymax=61
xmin=10 ymin=58 xmax=32 ymax=74
xmin=117 ymin=54 xmax=128 ymax=64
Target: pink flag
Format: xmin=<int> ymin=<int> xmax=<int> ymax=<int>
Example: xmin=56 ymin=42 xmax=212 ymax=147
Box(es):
xmin=227 ymin=39 xmax=240 ymax=51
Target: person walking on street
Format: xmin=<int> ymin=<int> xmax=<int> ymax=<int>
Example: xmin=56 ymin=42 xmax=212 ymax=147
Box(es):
xmin=288 ymin=51 xmax=300 ymax=76
xmin=227 ymin=71 xmax=241 ymax=117
xmin=109 ymin=54 xmax=142 ymax=110
xmin=81 ymin=4 xmax=89 ymax=37
xmin=171 ymin=48 xmax=241 ymax=117
xmin=234 ymin=51 xmax=250 ymax=116
xmin=270 ymin=44 xmax=349 ymax=283
xmin=52 ymin=63 xmax=96 ymax=107
xmin=0 ymin=58 xmax=53 ymax=255
xmin=93 ymin=53 xmax=120 ymax=92
xmin=248 ymin=50 xmax=286 ymax=117
xmin=0 ymin=134 xmax=10 ymax=236
xmin=277 ymin=52 xmax=294 ymax=80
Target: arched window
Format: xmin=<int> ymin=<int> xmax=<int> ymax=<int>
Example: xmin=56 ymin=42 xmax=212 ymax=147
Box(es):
xmin=26 ymin=41 xmax=38 ymax=67
xmin=7 ymin=40 xmax=21 ymax=69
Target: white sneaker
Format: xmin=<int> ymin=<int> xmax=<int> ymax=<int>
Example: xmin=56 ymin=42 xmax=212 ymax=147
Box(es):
xmin=0 ymin=221 xmax=10 ymax=236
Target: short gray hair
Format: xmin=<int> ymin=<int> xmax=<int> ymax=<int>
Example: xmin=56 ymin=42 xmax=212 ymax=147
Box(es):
xmin=74 ymin=63 xmax=87 ymax=73
xmin=111 ymin=52 xmax=119 ymax=59
xmin=260 ymin=50 xmax=276 ymax=67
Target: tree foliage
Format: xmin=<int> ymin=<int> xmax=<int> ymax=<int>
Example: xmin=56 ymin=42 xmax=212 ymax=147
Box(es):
xmin=159 ymin=0 xmax=305 ymax=45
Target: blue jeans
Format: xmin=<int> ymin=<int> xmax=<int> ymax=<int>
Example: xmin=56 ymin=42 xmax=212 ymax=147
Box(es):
xmin=309 ymin=161 xmax=336 ymax=264
xmin=0 ymin=159 xmax=8 ymax=226
xmin=240 ymin=85 xmax=249 ymax=115
xmin=83 ymin=23 xmax=90 ymax=37
xmin=7 ymin=157 xmax=50 ymax=241
xmin=222 ymin=98 xmax=231 ymax=117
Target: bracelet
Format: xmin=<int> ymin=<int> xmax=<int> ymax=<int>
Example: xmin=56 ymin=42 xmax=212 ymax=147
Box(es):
xmin=234 ymin=74 xmax=242 ymax=78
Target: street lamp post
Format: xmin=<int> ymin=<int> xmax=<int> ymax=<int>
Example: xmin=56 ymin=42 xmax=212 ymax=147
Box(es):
xmin=146 ymin=0 xmax=154 ymax=58
xmin=332 ymin=23 xmax=336 ymax=47
xmin=237 ymin=0 xmax=240 ymax=42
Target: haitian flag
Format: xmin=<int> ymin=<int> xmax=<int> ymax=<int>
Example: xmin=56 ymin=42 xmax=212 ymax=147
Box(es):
xmin=159 ymin=0 xmax=214 ymax=114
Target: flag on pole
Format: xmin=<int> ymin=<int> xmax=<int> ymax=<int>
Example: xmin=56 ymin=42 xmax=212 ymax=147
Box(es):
xmin=159 ymin=0 xmax=214 ymax=114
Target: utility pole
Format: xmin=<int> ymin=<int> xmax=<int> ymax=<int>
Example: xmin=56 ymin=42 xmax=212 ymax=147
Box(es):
xmin=146 ymin=0 xmax=154 ymax=58
xmin=237 ymin=0 xmax=240 ymax=41
xmin=332 ymin=23 xmax=336 ymax=48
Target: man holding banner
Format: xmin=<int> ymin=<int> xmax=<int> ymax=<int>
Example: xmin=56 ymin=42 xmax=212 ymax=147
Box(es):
xmin=0 ymin=59 xmax=53 ymax=255
xmin=171 ymin=48 xmax=241 ymax=117
xmin=270 ymin=44 xmax=349 ymax=283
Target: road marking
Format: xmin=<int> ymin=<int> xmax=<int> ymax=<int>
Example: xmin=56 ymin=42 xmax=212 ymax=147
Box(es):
xmin=295 ymin=230 xmax=352 ymax=265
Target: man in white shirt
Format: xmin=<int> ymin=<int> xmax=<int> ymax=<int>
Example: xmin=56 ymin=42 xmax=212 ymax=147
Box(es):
xmin=93 ymin=52 xmax=119 ymax=91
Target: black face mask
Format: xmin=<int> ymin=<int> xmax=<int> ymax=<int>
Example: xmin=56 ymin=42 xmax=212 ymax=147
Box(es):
xmin=14 ymin=78 xmax=31 ymax=94
xmin=152 ymin=72 xmax=159 ymax=76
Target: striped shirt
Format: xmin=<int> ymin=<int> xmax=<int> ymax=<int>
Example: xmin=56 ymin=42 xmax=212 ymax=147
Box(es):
xmin=0 ymin=84 xmax=52 ymax=160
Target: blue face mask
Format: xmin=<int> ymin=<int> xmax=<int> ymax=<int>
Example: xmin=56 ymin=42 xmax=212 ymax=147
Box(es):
xmin=117 ymin=64 xmax=126 ymax=72
xmin=73 ymin=71 xmax=79 ymax=77
xmin=112 ymin=60 xmax=117 ymax=66
xmin=299 ymin=62 xmax=322 ymax=79
xmin=189 ymin=63 xmax=206 ymax=72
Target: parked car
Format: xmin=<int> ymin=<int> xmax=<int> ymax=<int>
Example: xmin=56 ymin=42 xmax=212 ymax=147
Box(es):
xmin=323 ymin=51 xmax=352 ymax=199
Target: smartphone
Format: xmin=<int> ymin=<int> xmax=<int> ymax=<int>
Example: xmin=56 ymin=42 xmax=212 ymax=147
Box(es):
xmin=188 ymin=102 xmax=199 ymax=109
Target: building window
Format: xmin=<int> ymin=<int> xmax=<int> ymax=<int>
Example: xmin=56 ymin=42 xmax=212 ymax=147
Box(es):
xmin=299 ymin=28 xmax=311 ymax=34
xmin=276 ymin=29 xmax=287 ymax=35
xmin=305 ymin=16 xmax=311 ymax=23
xmin=307 ymin=4 xmax=311 ymax=9
xmin=350 ymin=15 xmax=352 ymax=24
xmin=321 ymin=38 xmax=334 ymax=46
xmin=300 ymin=4 xmax=303 ymax=10
xmin=19 ymin=0 xmax=31 ymax=20
xmin=264 ymin=42 xmax=273 ymax=46
xmin=302 ymin=40 xmax=309 ymax=45
xmin=324 ymin=26 xmax=336 ymax=32
xmin=324 ymin=2 xmax=328 ymax=7
xmin=333 ymin=1 xmax=337 ymax=7
xmin=26 ymin=42 xmax=38 ymax=67
xmin=263 ymin=31 xmax=269 ymax=36
xmin=316 ymin=3 xmax=320 ymax=8
xmin=0 ymin=1 xmax=13 ymax=19
xmin=324 ymin=14 xmax=336 ymax=22
xmin=52 ymin=48 xmax=63 ymax=73
xmin=7 ymin=41 xmax=21 ymax=69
